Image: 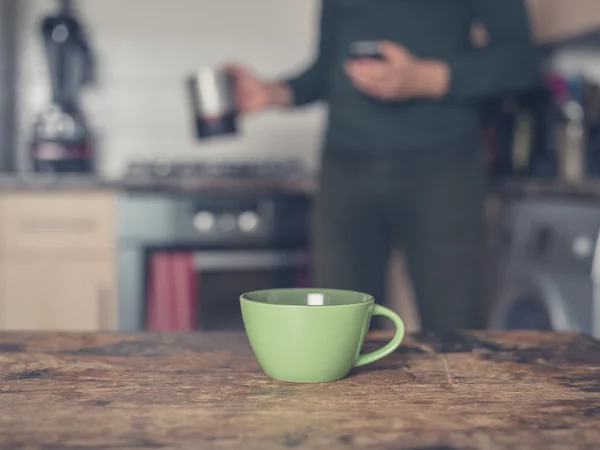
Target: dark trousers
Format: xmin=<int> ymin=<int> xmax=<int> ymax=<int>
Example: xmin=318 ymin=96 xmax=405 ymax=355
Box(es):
xmin=312 ymin=134 xmax=487 ymax=331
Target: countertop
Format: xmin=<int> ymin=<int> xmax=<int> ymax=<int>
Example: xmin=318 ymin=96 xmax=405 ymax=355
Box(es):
xmin=3 ymin=174 xmax=600 ymax=200
xmin=1 ymin=331 xmax=599 ymax=449
xmin=493 ymin=178 xmax=600 ymax=199
xmin=0 ymin=174 xmax=318 ymax=196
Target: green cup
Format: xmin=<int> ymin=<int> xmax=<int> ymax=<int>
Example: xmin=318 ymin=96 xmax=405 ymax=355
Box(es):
xmin=240 ymin=288 xmax=405 ymax=383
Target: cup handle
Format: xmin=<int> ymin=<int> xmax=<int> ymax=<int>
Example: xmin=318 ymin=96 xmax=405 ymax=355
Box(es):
xmin=353 ymin=304 xmax=405 ymax=368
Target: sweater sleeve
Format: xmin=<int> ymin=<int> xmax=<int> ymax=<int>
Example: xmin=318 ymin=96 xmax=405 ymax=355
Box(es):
xmin=445 ymin=0 xmax=540 ymax=102
xmin=284 ymin=0 xmax=337 ymax=106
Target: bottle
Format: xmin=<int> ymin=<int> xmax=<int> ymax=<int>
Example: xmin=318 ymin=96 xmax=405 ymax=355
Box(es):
xmin=556 ymin=76 xmax=587 ymax=183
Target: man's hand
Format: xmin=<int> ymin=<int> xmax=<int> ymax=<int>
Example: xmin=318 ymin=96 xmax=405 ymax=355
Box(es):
xmin=344 ymin=41 xmax=450 ymax=101
xmin=224 ymin=65 xmax=292 ymax=114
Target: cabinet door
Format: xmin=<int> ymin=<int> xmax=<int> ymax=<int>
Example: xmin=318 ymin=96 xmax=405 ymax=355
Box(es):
xmin=0 ymin=255 xmax=116 ymax=331
xmin=0 ymin=192 xmax=115 ymax=253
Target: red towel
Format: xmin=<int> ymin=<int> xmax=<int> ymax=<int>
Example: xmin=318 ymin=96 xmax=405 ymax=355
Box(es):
xmin=147 ymin=252 xmax=198 ymax=331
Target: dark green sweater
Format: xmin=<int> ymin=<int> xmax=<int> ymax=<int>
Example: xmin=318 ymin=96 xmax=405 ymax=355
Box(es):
xmin=285 ymin=0 xmax=539 ymax=153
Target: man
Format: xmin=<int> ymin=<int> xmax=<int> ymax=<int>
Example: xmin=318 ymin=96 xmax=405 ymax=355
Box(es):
xmin=228 ymin=0 xmax=538 ymax=331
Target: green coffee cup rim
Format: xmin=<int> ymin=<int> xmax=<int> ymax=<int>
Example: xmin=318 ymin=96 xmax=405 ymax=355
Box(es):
xmin=240 ymin=288 xmax=375 ymax=308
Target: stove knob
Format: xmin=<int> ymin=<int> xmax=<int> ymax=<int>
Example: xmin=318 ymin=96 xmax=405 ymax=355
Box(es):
xmin=52 ymin=24 xmax=70 ymax=43
xmin=218 ymin=214 xmax=237 ymax=232
xmin=193 ymin=211 xmax=215 ymax=232
xmin=573 ymin=236 xmax=593 ymax=258
xmin=238 ymin=211 xmax=260 ymax=233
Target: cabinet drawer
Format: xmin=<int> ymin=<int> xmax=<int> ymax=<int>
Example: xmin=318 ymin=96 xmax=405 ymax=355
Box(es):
xmin=0 ymin=192 xmax=116 ymax=252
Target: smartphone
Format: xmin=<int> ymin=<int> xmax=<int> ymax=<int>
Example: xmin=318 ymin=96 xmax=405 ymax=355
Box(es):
xmin=348 ymin=41 xmax=384 ymax=60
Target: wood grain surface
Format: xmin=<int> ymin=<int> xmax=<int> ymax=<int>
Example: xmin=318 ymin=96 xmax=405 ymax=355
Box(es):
xmin=1 ymin=331 xmax=599 ymax=450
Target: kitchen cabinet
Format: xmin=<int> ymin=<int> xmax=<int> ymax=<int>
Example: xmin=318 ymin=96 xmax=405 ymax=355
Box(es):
xmin=472 ymin=0 xmax=600 ymax=46
xmin=0 ymin=255 xmax=115 ymax=331
xmin=0 ymin=191 xmax=115 ymax=252
xmin=527 ymin=0 xmax=600 ymax=44
xmin=0 ymin=191 xmax=117 ymax=331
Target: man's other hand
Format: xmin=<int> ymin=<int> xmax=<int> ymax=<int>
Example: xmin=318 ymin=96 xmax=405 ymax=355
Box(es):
xmin=344 ymin=41 xmax=450 ymax=101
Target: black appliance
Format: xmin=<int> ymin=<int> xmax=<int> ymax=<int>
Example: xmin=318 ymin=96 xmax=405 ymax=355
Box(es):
xmin=117 ymin=160 xmax=313 ymax=332
xmin=118 ymin=192 xmax=312 ymax=332
xmin=30 ymin=0 xmax=95 ymax=174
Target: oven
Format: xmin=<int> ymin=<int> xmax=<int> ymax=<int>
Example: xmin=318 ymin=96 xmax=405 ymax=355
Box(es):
xmin=117 ymin=191 xmax=312 ymax=332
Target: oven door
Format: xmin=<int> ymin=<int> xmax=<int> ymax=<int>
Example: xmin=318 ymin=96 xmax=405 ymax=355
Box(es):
xmin=194 ymin=249 xmax=311 ymax=331
xmin=145 ymin=248 xmax=311 ymax=332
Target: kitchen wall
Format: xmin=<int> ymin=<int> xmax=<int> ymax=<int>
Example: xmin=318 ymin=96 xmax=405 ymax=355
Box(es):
xmin=15 ymin=0 xmax=326 ymax=177
xmin=0 ymin=0 xmax=18 ymax=171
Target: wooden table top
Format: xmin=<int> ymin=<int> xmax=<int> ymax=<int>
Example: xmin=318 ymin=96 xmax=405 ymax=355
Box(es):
xmin=1 ymin=331 xmax=599 ymax=450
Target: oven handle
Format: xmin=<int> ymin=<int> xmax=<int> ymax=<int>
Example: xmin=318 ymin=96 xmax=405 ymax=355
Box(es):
xmin=192 ymin=250 xmax=308 ymax=271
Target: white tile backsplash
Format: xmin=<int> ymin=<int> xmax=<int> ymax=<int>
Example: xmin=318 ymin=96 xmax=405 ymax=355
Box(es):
xmin=16 ymin=0 xmax=326 ymax=177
